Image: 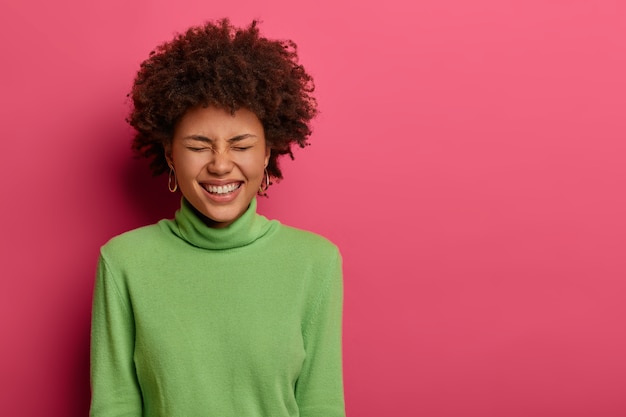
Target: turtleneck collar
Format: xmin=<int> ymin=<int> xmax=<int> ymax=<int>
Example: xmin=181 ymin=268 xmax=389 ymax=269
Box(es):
xmin=160 ymin=198 xmax=276 ymax=250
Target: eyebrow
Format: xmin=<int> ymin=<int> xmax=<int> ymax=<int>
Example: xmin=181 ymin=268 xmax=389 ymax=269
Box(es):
xmin=182 ymin=134 xmax=257 ymax=143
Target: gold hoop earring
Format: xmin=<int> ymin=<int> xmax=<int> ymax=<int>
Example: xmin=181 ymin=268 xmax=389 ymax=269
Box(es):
xmin=168 ymin=166 xmax=178 ymax=192
xmin=258 ymin=168 xmax=270 ymax=195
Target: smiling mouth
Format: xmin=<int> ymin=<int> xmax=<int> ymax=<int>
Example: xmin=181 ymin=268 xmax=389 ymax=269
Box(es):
xmin=203 ymin=183 xmax=241 ymax=195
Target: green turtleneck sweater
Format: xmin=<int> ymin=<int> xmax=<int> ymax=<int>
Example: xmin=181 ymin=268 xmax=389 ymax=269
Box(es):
xmin=90 ymin=199 xmax=344 ymax=417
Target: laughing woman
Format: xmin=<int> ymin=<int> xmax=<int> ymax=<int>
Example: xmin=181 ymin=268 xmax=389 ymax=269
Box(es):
xmin=89 ymin=19 xmax=345 ymax=417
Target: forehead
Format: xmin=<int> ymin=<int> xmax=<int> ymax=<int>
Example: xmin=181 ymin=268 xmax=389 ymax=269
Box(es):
xmin=175 ymin=106 xmax=264 ymax=139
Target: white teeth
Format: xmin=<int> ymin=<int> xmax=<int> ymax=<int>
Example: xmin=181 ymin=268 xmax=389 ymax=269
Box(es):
xmin=205 ymin=183 xmax=240 ymax=194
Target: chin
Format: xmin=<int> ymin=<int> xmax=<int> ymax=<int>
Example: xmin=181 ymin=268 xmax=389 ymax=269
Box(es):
xmin=199 ymin=205 xmax=247 ymax=228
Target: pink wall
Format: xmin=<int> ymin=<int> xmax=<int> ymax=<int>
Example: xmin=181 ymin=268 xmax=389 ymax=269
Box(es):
xmin=2 ymin=0 xmax=625 ymax=415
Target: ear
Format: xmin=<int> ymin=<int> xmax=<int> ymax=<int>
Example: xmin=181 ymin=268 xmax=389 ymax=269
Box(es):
xmin=264 ymin=147 xmax=271 ymax=168
xmin=164 ymin=143 xmax=174 ymax=169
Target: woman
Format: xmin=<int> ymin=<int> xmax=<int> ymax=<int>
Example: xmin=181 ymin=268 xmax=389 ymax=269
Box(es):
xmin=90 ymin=19 xmax=345 ymax=417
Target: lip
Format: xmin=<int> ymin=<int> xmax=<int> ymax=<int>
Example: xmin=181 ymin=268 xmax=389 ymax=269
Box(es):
xmin=199 ymin=180 xmax=243 ymax=203
xmin=201 ymin=179 xmax=243 ymax=186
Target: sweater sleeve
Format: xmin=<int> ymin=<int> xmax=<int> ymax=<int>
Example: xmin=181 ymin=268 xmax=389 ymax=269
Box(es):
xmin=296 ymin=249 xmax=346 ymax=417
xmin=90 ymin=253 xmax=143 ymax=417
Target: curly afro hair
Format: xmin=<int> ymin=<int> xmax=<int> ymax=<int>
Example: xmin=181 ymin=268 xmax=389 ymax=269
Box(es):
xmin=128 ymin=18 xmax=318 ymax=182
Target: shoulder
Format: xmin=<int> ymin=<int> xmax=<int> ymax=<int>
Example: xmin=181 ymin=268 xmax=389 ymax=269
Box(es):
xmin=272 ymin=222 xmax=341 ymax=261
xmin=100 ymin=223 xmax=166 ymax=262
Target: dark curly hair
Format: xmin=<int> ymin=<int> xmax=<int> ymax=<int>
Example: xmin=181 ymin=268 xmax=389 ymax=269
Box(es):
xmin=128 ymin=18 xmax=318 ymax=181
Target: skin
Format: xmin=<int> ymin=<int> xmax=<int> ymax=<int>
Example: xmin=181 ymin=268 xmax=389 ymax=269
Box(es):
xmin=166 ymin=106 xmax=270 ymax=228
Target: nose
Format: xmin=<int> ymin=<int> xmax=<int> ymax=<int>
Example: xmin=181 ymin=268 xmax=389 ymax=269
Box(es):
xmin=206 ymin=149 xmax=233 ymax=176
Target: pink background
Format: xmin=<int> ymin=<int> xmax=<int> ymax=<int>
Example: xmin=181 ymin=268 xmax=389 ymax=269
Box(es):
xmin=1 ymin=0 xmax=625 ymax=416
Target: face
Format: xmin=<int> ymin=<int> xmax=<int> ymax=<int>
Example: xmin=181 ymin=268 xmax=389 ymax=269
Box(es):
xmin=167 ymin=106 xmax=270 ymax=228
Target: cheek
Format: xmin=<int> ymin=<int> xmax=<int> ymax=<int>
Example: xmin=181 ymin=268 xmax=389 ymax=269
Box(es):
xmin=174 ymin=150 xmax=204 ymax=168
xmin=232 ymin=149 xmax=264 ymax=171
xmin=244 ymin=156 xmax=269 ymax=178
